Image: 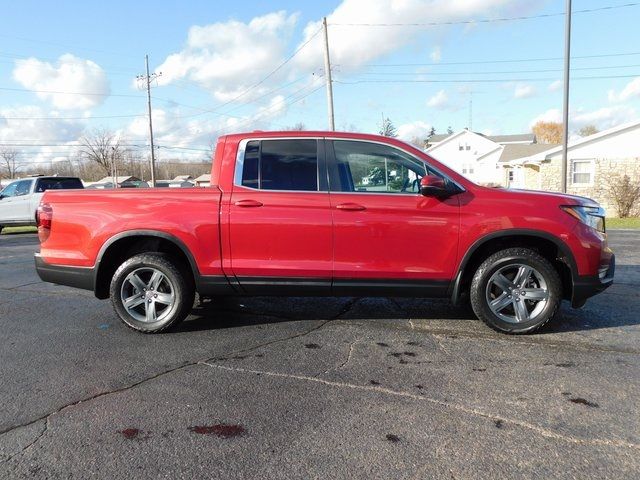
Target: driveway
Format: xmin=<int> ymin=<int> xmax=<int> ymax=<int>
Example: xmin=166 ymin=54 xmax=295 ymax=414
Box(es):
xmin=0 ymin=231 xmax=638 ymax=479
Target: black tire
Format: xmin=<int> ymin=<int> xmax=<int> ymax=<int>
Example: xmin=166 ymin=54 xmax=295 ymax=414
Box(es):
xmin=470 ymin=248 xmax=562 ymax=334
xmin=110 ymin=253 xmax=195 ymax=333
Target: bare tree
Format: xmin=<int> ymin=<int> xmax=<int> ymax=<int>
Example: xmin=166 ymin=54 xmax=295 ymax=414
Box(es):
xmin=607 ymin=174 xmax=640 ymax=218
xmin=78 ymin=129 xmax=122 ymax=176
xmin=379 ymin=117 xmax=397 ymax=137
xmin=0 ymin=148 xmax=22 ymax=179
xmin=578 ymin=124 xmax=599 ymax=137
xmin=284 ymin=122 xmax=307 ymax=131
xmin=203 ymin=139 xmax=217 ymax=163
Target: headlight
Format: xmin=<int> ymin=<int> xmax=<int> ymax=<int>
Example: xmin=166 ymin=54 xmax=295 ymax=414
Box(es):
xmin=561 ymin=205 xmax=605 ymax=233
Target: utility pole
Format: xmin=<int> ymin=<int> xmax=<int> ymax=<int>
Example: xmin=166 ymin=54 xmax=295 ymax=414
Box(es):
xmin=322 ymin=17 xmax=335 ymax=131
xmin=111 ymin=146 xmax=119 ymax=188
xmin=137 ymin=55 xmax=161 ymax=187
xmin=561 ymin=0 xmax=572 ymax=193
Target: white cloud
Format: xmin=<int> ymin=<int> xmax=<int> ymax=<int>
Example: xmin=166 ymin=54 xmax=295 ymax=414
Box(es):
xmin=156 ymin=11 xmax=298 ymax=101
xmin=608 ymin=77 xmax=640 ymax=102
xmin=0 ymin=105 xmax=86 ymax=166
xmin=257 ymin=95 xmax=288 ymax=118
xmin=548 ymin=80 xmax=562 ymax=92
xmin=125 ymin=95 xmax=294 ymax=160
xmin=530 ymin=108 xmax=562 ymax=127
xmin=529 ymin=105 xmax=637 ymax=132
xmin=12 ymin=54 xmax=109 ymax=110
xmin=128 ymin=108 xmax=178 ymax=138
xmin=397 ymin=121 xmax=433 ymax=141
xmin=430 ymin=46 xmax=441 ymax=63
xmin=294 ymin=0 xmax=545 ymax=71
xmin=514 ymin=83 xmax=536 ymax=99
xmin=572 ymin=105 xmax=637 ymax=130
xmin=427 ymin=90 xmax=450 ymax=109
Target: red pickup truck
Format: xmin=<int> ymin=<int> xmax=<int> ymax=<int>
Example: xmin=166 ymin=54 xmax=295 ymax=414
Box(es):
xmin=35 ymin=131 xmax=614 ymax=334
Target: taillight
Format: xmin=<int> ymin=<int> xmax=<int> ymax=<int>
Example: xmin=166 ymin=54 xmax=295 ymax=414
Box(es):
xmin=37 ymin=203 xmax=53 ymax=243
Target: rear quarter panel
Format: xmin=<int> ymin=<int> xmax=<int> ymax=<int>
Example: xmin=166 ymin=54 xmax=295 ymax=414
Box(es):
xmin=39 ymin=188 xmax=223 ymax=275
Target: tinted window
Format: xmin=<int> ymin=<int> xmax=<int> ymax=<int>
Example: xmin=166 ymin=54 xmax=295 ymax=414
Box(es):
xmin=331 ymin=141 xmax=429 ymax=194
xmin=15 ymin=180 xmax=33 ymax=196
xmin=241 ymin=139 xmax=318 ymax=191
xmin=242 ymin=141 xmax=260 ymax=189
xmin=36 ymin=178 xmax=84 ymax=192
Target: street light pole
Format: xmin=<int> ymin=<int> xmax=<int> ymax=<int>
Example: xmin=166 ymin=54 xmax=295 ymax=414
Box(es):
xmin=561 ymin=0 xmax=572 ymax=193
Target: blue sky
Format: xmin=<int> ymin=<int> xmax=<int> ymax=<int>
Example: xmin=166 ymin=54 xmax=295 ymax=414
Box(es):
xmin=1 ymin=0 xmax=639 ymax=163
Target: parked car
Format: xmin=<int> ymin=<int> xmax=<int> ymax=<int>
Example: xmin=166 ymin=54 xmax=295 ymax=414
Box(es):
xmin=0 ymin=176 xmax=83 ymax=233
xmin=34 ymin=131 xmax=614 ymax=334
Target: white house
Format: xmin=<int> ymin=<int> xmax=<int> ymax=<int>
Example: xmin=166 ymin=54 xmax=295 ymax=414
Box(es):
xmin=426 ymin=130 xmax=539 ymax=185
xmin=507 ymin=120 xmax=640 ymax=215
xmin=194 ymin=174 xmax=211 ymax=187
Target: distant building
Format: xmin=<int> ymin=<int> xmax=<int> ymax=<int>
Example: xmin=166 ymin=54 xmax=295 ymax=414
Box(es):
xmin=426 ymin=132 xmax=535 ymax=149
xmin=506 ymin=120 xmax=640 ymax=215
xmin=87 ymin=176 xmax=147 ymax=189
xmin=425 ymin=130 xmax=541 ymax=186
xmin=194 ymin=174 xmax=211 ymax=187
xmin=156 ymin=180 xmax=194 ymax=188
xmin=172 ymin=175 xmax=194 ymax=182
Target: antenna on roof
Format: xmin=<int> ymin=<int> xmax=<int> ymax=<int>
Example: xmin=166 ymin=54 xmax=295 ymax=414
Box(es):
xmin=468 ymin=90 xmax=473 ymax=131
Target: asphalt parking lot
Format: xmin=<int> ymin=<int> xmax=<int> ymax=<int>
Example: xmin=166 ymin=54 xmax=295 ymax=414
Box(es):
xmin=0 ymin=231 xmax=639 ymax=479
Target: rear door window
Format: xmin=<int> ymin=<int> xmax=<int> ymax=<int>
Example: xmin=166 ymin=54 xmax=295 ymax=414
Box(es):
xmin=35 ymin=178 xmax=84 ymax=192
xmin=14 ymin=180 xmax=33 ymax=196
xmin=239 ymin=139 xmax=320 ymax=191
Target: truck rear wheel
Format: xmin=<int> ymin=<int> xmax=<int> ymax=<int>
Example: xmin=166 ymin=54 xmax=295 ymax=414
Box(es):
xmin=470 ymin=248 xmax=562 ymax=334
xmin=110 ymin=253 xmax=195 ymax=333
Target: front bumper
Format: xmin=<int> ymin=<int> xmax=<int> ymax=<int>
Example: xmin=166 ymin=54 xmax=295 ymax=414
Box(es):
xmin=571 ymin=253 xmax=615 ymax=308
xmin=35 ymin=254 xmax=96 ymax=292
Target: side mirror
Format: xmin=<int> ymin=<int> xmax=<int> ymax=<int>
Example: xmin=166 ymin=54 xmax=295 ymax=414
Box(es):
xmin=420 ymin=175 xmax=451 ymax=198
xmin=0 ymin=194 xmax=4 ymax=200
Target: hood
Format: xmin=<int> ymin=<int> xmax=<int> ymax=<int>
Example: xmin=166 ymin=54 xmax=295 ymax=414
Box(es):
xmin=481 ymin=186 xmax=600 ymax=206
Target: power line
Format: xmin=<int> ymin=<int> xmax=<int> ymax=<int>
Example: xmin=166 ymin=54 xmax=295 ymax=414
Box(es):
xmin=205 ymin=83 xmax=325 ymax=138
xmin=0 ymin=85 xmax=141 ymax=97
xmin=157 ymin=145 xmax=209 ymax=152
xmin=0 ymin=33 xmax=140 ymax=60
xmin=334 ymin=73 xmax=640 ymax=84
xmin=329 ymin=2 xmax=639 ymax=26
xmin=1 ymin=113 xmax=146 ymax=120
xmin=356 ymin=63 xmax=640 ymax=76
xmin=0 ymin=143 xmax=145 ymax=148
xmin=354 ymin=51 xmax=640 ymax=68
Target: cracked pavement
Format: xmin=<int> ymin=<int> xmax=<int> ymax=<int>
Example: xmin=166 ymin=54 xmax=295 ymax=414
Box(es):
xmin=0 ymin=231 xmax=639 ymax=479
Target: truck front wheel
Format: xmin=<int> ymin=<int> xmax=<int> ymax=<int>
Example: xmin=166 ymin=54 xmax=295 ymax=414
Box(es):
xmin=110 ymin=253 xmax=195 ymax=333
xmin=470 ymin=248 xmax=562 ymax=334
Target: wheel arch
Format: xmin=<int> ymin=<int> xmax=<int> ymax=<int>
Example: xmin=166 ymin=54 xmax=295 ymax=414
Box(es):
xmin=451 ymin=229 xmax=577 ymax=305
xmin=94 ymin=230 xmax=199 ymax=299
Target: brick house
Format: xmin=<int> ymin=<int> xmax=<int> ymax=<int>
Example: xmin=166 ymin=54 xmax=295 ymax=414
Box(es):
xmin=506 ymin=120 xmax=640 ymax=216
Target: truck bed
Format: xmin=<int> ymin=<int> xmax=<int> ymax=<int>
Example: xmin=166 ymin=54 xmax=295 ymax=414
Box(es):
xmin=40 ymin=188 xmax=223 ymax=274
